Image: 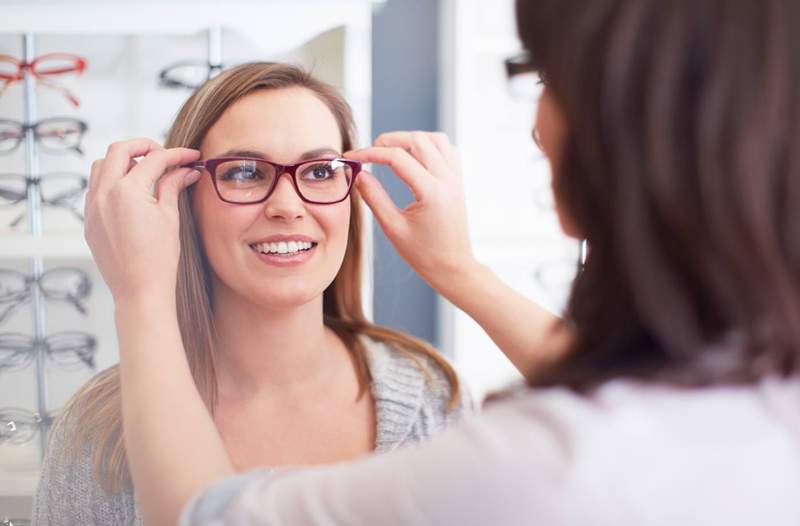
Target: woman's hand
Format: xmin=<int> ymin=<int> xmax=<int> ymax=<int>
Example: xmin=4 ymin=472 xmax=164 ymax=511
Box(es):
xmin=84 ymin=138 xmax=201 ymax=304
xmin=348 ymin=131 xmax=567 ymax=376
xmin=345 ymin=131 xmax=478 ymax=292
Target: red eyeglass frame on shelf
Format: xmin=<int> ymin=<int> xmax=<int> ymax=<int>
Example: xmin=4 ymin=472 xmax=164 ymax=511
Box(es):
xmin=0 ymin=53 xmax=87 ymax=108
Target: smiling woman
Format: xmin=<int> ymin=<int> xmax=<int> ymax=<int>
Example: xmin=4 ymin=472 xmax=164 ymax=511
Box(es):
xmin=31 ymin=63 xmax=472 ymax=526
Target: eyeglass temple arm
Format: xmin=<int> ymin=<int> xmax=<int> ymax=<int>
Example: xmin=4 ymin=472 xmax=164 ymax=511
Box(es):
xmin=36 ymin=77 xmax=80 ymax=108
xmin=181 ymin=161 xmax=205 ymax=170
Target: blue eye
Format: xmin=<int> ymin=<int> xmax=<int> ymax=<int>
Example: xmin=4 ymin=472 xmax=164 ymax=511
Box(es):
xmin=303 ymin=163 xmax=335 ymax=181
xmin=300 ymin=162 xmax=338 ymax=182
xmin=220 ymin=165 xmax=263 ymax=183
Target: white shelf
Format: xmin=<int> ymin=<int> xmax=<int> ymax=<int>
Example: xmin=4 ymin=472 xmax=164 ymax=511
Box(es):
xmin=0 ymin=1 xmax=374 ymax=57
xmin=2 ymin=233 xmax=91 ymax=259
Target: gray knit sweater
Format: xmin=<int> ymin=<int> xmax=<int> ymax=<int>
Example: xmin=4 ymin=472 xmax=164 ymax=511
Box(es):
xmin=32 ymin=337 xmax=473 ymax=526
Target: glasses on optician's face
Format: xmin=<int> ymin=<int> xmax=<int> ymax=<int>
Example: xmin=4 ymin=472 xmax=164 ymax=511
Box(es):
xmin=182 ymin=156 xmax=362 ymax=205
xmin=0 ymin=407 xmax=53 ymax=445
xmin=0 ymin=331 xmax=97 ymax=372
xmin=159 ymin=60 xmax=227 ymax=90
xmin=0 ymin=53 xmax=87 ymax=107
xmin=504 ymin=50 xmax=547 ymax=99
xmin=0 ymin=267 xmax=91 ymax=324
xmin=0 ymin=118 xmax=88 ymax=156
xmin=0 ymin=173 xmax=87 ymax=228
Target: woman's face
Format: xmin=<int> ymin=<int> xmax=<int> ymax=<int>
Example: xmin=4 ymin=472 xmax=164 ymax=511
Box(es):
xmin=192 ymin=87 xmax=351 ymax=309
xmin=535 ymin=85 xmax=582 ymax=238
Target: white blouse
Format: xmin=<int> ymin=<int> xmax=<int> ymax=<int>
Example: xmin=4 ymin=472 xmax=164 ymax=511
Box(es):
xmin=182 ymin=378 xmax=800 ymax=525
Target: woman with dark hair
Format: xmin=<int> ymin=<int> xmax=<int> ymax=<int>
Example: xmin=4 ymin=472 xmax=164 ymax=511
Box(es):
xmin=82 ymin=0 xmax=800 ymax=524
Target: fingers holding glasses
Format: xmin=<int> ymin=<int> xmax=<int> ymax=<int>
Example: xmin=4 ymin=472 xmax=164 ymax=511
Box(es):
xmin=345 ymin=145 xmax=434 ymax=202
xmin=373 ymin=131 xmax=454 ymax=180
xmin=96 ymin=138 xmax=164 ymax=194
xmin=352 ymin=168 xmax=405 ymax=237
xmin=126 ymin=147 xmax=200 ymax=195
xmin=345 ymin=131 xmax=473 ymax=290
xmin=427 ymin=132 xmax=463 ymax=179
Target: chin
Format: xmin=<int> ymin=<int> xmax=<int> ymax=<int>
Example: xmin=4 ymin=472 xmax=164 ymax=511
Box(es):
xmin=249 ymin=279 xmax=327 ymax=309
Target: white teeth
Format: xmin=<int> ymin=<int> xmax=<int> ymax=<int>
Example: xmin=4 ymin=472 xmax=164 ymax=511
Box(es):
xmin=252 ymin=241 xmax=314 ymax=255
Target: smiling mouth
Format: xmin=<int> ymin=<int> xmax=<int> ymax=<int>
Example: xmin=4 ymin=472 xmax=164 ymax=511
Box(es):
xmin=249 ymin=241 xmax=317 ymax=256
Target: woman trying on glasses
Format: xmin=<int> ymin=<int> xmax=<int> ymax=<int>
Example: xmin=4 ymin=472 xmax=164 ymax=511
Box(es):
xmin=32 ymin=63 xmax=472 ymax=526
xmin=80 ymin=0 xmax=800 ymax=524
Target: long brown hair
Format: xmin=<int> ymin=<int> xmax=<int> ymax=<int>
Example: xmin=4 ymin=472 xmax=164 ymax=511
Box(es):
xmin=516 ymin=0 xmax=800 ymax=389
xmin=62 ymin=63 xmax=460 ymax=494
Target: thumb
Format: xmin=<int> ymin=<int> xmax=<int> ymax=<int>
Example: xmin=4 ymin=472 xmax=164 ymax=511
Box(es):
xmin=356 ymin=171 xmax=404 ymax=237
xmin=156 ymin=167 xmax=201 ymax=206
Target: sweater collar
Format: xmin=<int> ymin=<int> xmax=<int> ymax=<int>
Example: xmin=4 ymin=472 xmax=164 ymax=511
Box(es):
xmin=362 ymin=336 xmax=425 ymax=453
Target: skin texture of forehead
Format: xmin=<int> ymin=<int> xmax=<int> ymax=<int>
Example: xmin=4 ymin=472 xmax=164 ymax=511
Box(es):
xmin=201 ymin=86 xmax=344 ymax=164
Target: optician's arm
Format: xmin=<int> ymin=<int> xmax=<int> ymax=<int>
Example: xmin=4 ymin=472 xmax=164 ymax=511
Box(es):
xmin=178 ymin=391 xmax=567 ymax=526
xmin=84 ymin=139 xmax=234 ymax=526
xmin=346 ymin=132 xmax=573 ymax=377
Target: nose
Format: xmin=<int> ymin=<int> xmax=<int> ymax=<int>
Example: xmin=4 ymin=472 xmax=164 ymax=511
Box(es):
xmin=263 ymin=173 xmax=305 ymax=221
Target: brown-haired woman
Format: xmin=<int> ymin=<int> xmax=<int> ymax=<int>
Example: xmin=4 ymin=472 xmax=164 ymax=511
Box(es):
xmin=79 ymin=0 xmax=800 ymax=524
xmin=32 ymin=63 xmax=471 ymax=525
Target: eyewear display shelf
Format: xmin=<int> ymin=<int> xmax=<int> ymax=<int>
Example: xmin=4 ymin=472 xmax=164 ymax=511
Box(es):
xmin=0 ymin=1 xmax=376 ymax=521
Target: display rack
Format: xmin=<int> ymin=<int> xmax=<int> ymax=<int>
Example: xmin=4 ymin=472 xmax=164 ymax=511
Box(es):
xmin=20 ymin=31 xmax=50 ymax=459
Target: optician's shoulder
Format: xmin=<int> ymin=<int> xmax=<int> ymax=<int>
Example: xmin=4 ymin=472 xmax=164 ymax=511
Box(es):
xmin=360 ymin=335 xmax=476 ymax=447
xmin=32 ymin=409 xmax=143 ymax=526
xmin=473 ymin=378 xmax=800 ymax=525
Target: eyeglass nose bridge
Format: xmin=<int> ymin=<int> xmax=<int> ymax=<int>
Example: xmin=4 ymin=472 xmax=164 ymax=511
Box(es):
xmin=262 ymin=164 xmax=307 ymax=207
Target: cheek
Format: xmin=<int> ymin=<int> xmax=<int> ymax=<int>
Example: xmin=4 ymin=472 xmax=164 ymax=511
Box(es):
xmin=191 ymin=178 xmax=250 ymax=264
xmin=192 ymin=177 xmax=225 ymax=243
xmin=317 ymin=204 xmax=352 ymax=262
xmin=535 ymin=89 xmax=566 ymax=164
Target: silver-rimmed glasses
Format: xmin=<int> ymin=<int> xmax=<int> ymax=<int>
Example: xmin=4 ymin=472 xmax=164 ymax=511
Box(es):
xmin=0 ymin=172 xmax=87 ymax=228
xmin=0 ymin=117 xmax=88 ymax=155
xmin=0 ymin=267 xmax=91 ymax=324
xmin=0 ymin=331 xmax=96 ymax=371
xmin=0 ymin=408 xmax=53 ymax=445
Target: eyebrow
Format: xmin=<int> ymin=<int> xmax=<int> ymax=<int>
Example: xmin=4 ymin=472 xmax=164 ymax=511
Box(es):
xmin=215 ymin=147 xmax=341 ymax=163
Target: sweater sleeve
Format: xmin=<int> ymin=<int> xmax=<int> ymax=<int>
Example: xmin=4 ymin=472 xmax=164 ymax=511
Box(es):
xmin=32 ymin=415 xmax=140 ymax=526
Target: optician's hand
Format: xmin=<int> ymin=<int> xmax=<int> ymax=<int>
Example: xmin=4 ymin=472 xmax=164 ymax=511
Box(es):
xmin=84 ymin=138 xmax=201 ymax=304
xmin=348 ymin=131 xmax=567 ymax=376
xmin=345 ymin=131 xmax=478 ymax=292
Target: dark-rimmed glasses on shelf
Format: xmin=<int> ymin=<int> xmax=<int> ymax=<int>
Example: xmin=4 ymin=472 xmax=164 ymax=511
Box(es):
xmin=0 ymin=407 xmax=53 ymax=445
xmin=0 ymin=267 xmax=91 ymax=324
xmin=0 ymin=53 xmax=87 ymax=107
xmin=0 ymin=331 xmax=96 ymax=371
xmin=182 ymin=157 xmax=361 ymax=205
xmin=159 ymin=60 xmax=227 ymax=90
xmin=0 ymin=173 xmax=87 ymax=227
xmin=0 ymin=118 xmax=88 ymax=155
